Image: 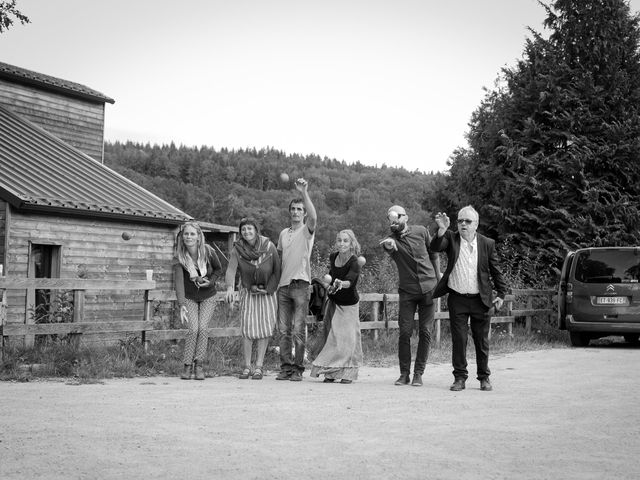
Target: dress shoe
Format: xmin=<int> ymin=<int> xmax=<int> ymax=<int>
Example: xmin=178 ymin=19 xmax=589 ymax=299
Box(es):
xmin=450 ymin=379 xmax=465 ymax=391
xmin=395 ymin=373 xmax=410 ymax=385
xmin=411 ymin=373 xmax=423 ymax=386
xmin=480 ymin=378 xmax=493 ymax=391
xmin=289 ymin=371 xmax=303 ymax=382
xmin=340 ymin=379 xmax=353 ymax=384
xmin=180 ymin=364 xmax=192 ymax=380
xmin=323 ymin=378 xmax=335 ymax=383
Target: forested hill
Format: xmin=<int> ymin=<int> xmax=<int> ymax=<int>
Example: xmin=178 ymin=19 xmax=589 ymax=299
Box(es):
xmin=104 ymin=141 xmax=443 ymax=258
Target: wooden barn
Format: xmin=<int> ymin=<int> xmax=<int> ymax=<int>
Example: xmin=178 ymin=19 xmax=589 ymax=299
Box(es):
xmin=0 ymin=62 xmax=236 ymax=345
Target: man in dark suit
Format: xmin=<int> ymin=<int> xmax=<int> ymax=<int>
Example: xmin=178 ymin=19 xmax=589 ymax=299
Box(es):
xmin=430 ymin=205 xmax=508 ymax=392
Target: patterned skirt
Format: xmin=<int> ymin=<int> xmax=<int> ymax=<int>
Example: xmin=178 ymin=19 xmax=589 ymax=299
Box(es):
xmin=238 ymin=288 xmax=278 ymax=340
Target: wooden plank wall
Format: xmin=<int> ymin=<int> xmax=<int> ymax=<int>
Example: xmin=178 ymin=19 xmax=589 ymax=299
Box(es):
xmin=0 ymin=80 xmax=105 ymax=162
xmin=4 ymin=212 xmax=180 ymax=333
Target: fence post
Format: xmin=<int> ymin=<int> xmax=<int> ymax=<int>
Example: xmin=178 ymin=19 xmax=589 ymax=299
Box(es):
xmin=526 ymin=295 xmax=533 ymax=334
xmin=370 ymin=300 xmax=379 ymax=342
xmin=435 ymin=297 xmax=441 ymax=346
xmin=70 ymin=290 xmax=85 ymax=348
xmin=142 ymin=289 xmax=151 ymax=351
xmin=506 ymin=297 xmax=513 ymax=337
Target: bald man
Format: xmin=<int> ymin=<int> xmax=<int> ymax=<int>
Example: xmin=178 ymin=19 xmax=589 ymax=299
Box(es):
xmin=380 ymin=205 xmax=441 ymax=387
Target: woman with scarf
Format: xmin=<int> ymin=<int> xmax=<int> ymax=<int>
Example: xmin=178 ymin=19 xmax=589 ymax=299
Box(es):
xmin=174 ymin=221 xmax=222 ymax=380
xmin=225 ymin=217 xmax=281 ymax=380
xmin=310 ymin=229 xmax=363 ymax=384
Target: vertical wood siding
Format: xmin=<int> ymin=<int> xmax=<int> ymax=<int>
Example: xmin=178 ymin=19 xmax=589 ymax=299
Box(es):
xmin=0 ymin=80 xmax=105 ymax=162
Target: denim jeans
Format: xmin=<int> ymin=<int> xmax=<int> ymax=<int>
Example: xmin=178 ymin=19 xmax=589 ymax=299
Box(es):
xmin=447 ymin=292 xmax=491 ymax=381
xmin=277 ymin=280 xmax=310 ymax=373
xmin=398 ymin=290 xmax=435 ymax=375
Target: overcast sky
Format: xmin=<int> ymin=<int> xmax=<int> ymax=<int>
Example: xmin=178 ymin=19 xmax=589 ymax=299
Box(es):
xmin=3 ymin=0 xmax=640 ymax=173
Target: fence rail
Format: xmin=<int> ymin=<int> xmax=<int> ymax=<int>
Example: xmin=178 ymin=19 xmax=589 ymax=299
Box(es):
xmin=1 ymin=277 xmax=555 ymax=355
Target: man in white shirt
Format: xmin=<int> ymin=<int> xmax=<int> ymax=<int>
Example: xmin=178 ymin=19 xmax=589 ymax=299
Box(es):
xmin=431 ymin=205 xmax=508 ymax=392
xmin=275 ymin=178 xmax=317 ymax=382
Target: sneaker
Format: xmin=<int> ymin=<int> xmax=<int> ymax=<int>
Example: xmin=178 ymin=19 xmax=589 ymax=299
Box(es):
xmin=480 ymin=378 xmax=493 ymax=391
xmin=275 ymin=370 xmax=291 ymax=381
xmin=394 ymin=373 xmax=410 ymax=386
xmin=411 ymin=373 xmax=423 ymax=387
xmin=289 ymin=371 xmax=303 ymax=382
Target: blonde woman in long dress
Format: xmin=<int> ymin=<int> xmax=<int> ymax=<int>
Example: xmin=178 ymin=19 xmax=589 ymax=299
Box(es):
xmin=225 ymin=217 xmax=280 ymax=380
xmin=310 ymin=229 xmax=363 ymax=384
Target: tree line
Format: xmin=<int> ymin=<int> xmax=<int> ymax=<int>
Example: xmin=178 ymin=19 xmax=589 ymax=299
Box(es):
xmin=106 ymin=0 xmax=640 ymax=286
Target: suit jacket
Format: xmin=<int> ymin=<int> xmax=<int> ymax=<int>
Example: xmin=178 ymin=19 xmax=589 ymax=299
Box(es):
xmin=430 ymin=230 xmax=508 ymax=308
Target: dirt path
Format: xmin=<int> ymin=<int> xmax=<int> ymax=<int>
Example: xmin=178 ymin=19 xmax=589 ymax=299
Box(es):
xmin=1 ymin=345 xmax=638 ymax=480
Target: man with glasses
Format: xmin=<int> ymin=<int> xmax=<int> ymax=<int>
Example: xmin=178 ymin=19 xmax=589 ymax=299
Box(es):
xmin=431 ymin=206 xmax=507 ymax=392
xmin=380 ymin=205 xmax=441 ymax=387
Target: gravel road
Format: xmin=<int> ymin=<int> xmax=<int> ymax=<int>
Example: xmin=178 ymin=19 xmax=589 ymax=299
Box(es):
xmin=1 ymin=344 xmax=638 ymax=480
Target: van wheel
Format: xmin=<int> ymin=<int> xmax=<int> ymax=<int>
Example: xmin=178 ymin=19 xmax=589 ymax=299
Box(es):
xmin=569 ymin=331 xmax=590 ymax=347
xmin=623 ymin=334 xmax=639 ymax=344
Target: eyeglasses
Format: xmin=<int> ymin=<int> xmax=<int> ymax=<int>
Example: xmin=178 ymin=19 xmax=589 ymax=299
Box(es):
xmin=457 ymin=219 xmax=474 ymax=225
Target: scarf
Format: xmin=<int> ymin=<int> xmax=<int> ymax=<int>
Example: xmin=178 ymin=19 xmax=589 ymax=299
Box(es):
xmin=234 ymin=235 xmax=270 ymax=263
xmin=184 ymin=252 xmax=208 ymax=280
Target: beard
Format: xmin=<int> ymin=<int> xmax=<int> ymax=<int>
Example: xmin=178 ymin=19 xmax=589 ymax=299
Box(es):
xmin=390 ymin=222 xmax=406 ymax=233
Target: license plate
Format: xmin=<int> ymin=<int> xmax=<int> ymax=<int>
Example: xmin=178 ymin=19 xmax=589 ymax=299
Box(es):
xmin=595 ymin=296 xmax=628 ymax=305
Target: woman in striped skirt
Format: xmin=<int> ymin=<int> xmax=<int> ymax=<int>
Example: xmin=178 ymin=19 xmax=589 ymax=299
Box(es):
xmin=225 ymin=217 xmax=281 ymax=380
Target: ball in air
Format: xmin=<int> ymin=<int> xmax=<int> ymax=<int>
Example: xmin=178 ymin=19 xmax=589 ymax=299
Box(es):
xmin=357 ymin=256 xmax=366 ymax=267
xmin=280 ymin=173 xmax=290 ymax=182
xmin=388 ymin=211 xmax=399 ymax=221
xmin=323 ymin=274 xmax=332 ymax=285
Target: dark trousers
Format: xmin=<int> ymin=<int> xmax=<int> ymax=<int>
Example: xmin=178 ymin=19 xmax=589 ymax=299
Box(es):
xmin=398 ymin=291 xmax=435 ymax=375
xmin=447 ymin=292 xmax=491 ymax=381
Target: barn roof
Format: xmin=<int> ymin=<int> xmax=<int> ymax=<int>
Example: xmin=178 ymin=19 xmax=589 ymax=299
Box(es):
xmin=0 ymin=61 xmax=115 ymax=104
xmin=0 ymin=104 xmax=192 ymax=224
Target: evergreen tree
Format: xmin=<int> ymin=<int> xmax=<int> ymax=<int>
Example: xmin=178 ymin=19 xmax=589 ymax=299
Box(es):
xmin=439 ymin=0 xmax=640 ymax=278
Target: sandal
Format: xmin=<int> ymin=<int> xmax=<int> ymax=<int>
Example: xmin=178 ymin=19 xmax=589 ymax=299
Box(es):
xmin=251 ymin=367 xmax=263 ymax=380
xmin=239 ymin=367 xmax=251 ymax=380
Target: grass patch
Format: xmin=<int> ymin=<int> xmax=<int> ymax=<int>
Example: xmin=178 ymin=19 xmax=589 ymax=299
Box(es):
xmin=1 ymin=323 xmax=570 ymax=381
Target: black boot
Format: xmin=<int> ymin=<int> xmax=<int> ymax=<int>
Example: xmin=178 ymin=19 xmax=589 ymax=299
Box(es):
xmin=180 ymin=363 xmax=192 ymax=380
xmin=194 ymin=361 xmax=205 ymax=380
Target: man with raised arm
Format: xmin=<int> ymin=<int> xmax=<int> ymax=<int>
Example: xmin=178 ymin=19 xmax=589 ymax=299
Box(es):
xmin=431 ymin=205 xmax=508 ymax=392
xmin=275 ymin=178 xmax=317 ymax=382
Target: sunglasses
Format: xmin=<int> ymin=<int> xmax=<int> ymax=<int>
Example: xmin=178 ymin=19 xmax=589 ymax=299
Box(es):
xmin=457 ymin=219 xmax=474 ymax=225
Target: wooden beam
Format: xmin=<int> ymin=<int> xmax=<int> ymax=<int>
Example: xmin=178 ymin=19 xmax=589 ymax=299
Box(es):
xmin=0 ymin=278 xmax=156 ymax=290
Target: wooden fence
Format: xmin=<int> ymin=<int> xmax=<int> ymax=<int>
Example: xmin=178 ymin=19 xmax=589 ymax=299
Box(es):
xmin=1 ymin=277 xmax=555 ymax=355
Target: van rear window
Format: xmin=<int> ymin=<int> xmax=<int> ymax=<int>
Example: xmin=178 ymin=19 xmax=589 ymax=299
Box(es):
xmin=574 ymin=249 xmax=640 ymax=283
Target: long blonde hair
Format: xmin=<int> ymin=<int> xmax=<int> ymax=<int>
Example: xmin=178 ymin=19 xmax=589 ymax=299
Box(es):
xmin=175 ymin=221 xmax=210 ymax=269
xmin=337 ymin=229 xmax=361 ymax=256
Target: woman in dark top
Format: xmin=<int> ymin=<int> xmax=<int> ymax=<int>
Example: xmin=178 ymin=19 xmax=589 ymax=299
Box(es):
xmin=310 ymin=229 xmax=363 ymax=383
xmin=174 ymin=221 xmax=222 ymax=380
xmin=224 ymin=217 xmax=280 ymax=380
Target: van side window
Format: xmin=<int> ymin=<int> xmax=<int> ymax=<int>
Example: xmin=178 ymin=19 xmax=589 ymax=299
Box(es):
xmin=575 ymin=250 xmax=640 ymax=283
